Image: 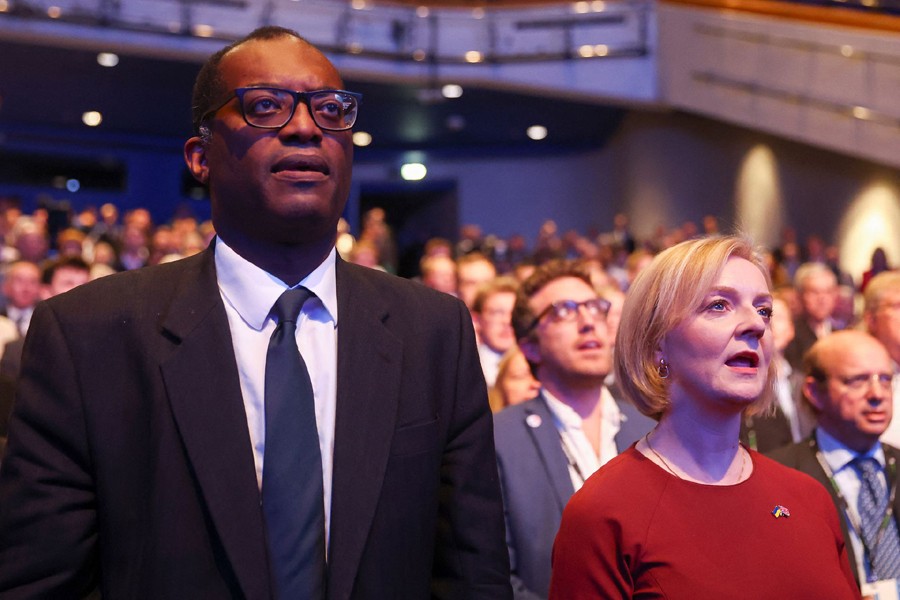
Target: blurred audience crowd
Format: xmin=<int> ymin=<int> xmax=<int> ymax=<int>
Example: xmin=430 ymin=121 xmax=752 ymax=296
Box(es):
xmin=0 ymin=195 xmax=894 ymax=460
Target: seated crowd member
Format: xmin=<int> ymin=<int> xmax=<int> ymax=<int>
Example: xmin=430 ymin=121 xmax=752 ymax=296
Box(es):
xmin=740 ymin=293 xmax=816 ymax=452
xmin=784 ymin=262 xmax=842 ymax=370
xmin=770 ymin=330 xmax=900 ymax=594
xmin=494 ymin=259 xmax=653 ymax=599
xmin=862 ymin=271 xmax=900 ymax=448
xmin=488 ymin=345 xmax=540 ymax=413
xmin=473 ymin=276 xmax=519 ymax=387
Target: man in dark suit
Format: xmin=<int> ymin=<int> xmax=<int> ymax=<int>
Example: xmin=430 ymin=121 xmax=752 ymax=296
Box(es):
xmin=0 ymin=27 xmax=510 ymax=599
xmin=783 ymin=262 xmax=841 ymax=370
xmin=769 ymin=330 xmax=900 ymax=591
xmin=494 ymin=260 xmax=654 ymax=599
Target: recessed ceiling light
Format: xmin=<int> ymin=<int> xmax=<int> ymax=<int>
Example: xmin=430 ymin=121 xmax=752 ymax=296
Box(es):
xmin=0 ymin=0 xmax=10 ymax=13
xmin=412 ymin=49 xmax=427 ymax=61
xmin=193 ymin=24 xmax=214 ymax=37
xmin=353 ymin=131 xmax=373 ymax=146
xmin=82 ymin=111 xmax=103 ymax=127
xmin=416 ymin=6 xmax=429 ymax=17
xmin=526 ymin=125 xmax=548 ymax=141
xmin=47 ymin=5 xmax=61 ymax=18
xmin=441 ymin=84 xmax=463 ymax=99
xmin=400 ymin=163 xmax=427 ymax=181
xmin=97 ymin=52 xmax=119 ymax=67
xmin=464 ymin=51 xmax=483 ymax=64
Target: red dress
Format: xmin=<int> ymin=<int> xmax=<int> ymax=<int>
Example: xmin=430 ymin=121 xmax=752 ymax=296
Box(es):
xmin=550 ymin=447 xmax=861 ymax=600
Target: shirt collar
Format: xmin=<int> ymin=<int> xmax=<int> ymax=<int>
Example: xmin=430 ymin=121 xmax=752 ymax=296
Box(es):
xmin=542 ymin=387 xmax=620 ymax=431
xmin=214 ymin=237 xmax=338 ymax=331
xmin=816 ymin=427 xmax=885 ymax=474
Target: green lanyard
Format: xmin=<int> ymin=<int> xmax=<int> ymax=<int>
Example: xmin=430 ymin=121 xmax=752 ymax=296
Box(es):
xmin=811 ymin=437 xmax=898 ymax=577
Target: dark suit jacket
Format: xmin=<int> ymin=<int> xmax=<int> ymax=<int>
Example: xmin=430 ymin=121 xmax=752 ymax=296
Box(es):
xmin=493 ymin=392 xmax=655 ymax=599
xmin=0 ymin=246 xmax=511 ymax=599
xmin=768 ymin=433 xmax=900 ymax=587
xmin=740 ymin=369 xmax=816 ymax=453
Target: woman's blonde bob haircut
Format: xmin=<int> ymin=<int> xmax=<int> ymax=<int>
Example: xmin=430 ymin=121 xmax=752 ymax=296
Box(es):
xmin=614 ymin=235 xmax=777 ymax=421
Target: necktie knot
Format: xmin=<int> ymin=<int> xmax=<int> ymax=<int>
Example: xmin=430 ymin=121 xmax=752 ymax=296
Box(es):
xmin=854 ymin=456 xmax=882 ymax=480
xmin=272 ymin=287 xmax=312 ymax=327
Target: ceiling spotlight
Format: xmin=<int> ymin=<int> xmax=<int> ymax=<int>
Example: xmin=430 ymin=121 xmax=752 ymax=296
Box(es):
xmin=348 ymin=42 xmax=364 ymax=54
xmin=592 ymin=0 xmax=606 ymax=10
xmin=472 ymin=7 xmax=485 ymax=18
xmin=400 ymin=163 xmax=427 ymax=181
xmin=97 ymin=52 xmax=119 ymax=67
xmin=526 ymin=125 xmax=548 ymax=141
xmin=353 ymin=131 xmax=373 ymax=147
xmin=47 ymin=5 xmax=61 ymax=17
xmin=193 ymin=24 xmax=215 ymax=37
xmin=416 ymin=6 xmax=429 ymax=17
xmin=82 ymin=111 xmax=103 ymax=127
xmin=464 ymin=51 xmax=483 ymax=64
xmin=594 ymin=44 xmax=609 ymax=56
xmin=351 ymin=0 xmax=367 ymax=9
xmin=573 ymin=1 xmax=590 ymax=13
xmin=441 ymin=84 xmax=463 ymax=99
xmin=412 ymin=49 xmax=427 ymax=61
xmin=66 ymin=179 xmax=81 ymax=193
xmin=0 ymin=0 xmax=9 ymax=12
xmin=578 ymin=45 xmax=594 ymax=58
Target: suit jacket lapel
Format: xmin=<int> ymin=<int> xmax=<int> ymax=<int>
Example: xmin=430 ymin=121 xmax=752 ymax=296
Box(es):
xmin=526 ymin=395 xmax=575 ymax=510
xmin=327 ymin=260 xmax=403 ymax=600
xmin=158 ymin=247 xmax=271 ymax=600
xmin=800 ymin=436 xmax=859 ymax=585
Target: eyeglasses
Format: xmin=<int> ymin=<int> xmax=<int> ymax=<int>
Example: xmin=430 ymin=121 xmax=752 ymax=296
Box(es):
xmin=527 ymin=298 xmax=611 ymax=332
xmin=201 ymin=87 xmax=362 ymax=132
xmin=834 ymin=372 xmax=894 ymax=393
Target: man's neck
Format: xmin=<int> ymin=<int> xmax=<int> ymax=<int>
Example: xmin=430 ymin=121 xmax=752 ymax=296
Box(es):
xmin=541 ymin=377 xmax=607 ymax=420
xmin=217 ymin=231 xmax=335 ymax=287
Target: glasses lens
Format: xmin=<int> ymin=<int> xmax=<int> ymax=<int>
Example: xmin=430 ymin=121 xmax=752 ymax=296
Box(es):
xmin=241 ymin=88 xmax=293 ymax=128
xmin=310 ymin=91 xmax=358 ymax=130
xmin=551 ymin=301 xmax=578 ymax=321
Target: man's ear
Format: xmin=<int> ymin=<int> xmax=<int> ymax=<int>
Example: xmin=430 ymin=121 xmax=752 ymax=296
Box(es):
xmin=803 ymin=376 xmax=824 ymax=412
xmin=184 ymin=134 xmax=210 ymax=185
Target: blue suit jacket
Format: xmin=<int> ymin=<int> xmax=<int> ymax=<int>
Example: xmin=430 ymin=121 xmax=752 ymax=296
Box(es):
xmin=493 ymin=392 xmax=655 ymax=599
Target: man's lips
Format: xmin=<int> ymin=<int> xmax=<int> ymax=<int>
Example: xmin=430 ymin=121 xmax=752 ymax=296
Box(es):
xmin=271 ymin=154 xmax=330 ymax=176
xmin=577 ymin=339 xmax=604 ymax=351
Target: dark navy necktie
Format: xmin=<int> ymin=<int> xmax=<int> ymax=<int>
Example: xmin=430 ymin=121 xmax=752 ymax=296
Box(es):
xmin=854 ymin=456 xmax=900 ymax=582
xmin=262 ymin=287 xmax=326 ymax=599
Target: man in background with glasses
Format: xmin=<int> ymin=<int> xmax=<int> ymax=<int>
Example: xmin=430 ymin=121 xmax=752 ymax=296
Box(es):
xmin=493 ymin=260 xmax=653 ymax=599
xmin=0 ymin=26 xmax=510 ymax=599
xmin=770 ymin=330 xmax=900 ymax=595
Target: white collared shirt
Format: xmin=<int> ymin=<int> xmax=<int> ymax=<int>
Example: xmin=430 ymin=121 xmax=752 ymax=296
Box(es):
xmin=477 ymin=343 xmax=503 ymax=388
xmin=817 ymin=427 xmax=888 ymax=583
xmin=775 ymin=357 xmax=802 ymax=443
xmin=215 ymin=238 xmax=338 ymax=543
xmin=544 ymin=387 xmax=621 ymax=492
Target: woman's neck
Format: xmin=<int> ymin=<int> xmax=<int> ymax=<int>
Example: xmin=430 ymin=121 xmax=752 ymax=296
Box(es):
xmin=638 ymin=407 xmax=750 ymax=485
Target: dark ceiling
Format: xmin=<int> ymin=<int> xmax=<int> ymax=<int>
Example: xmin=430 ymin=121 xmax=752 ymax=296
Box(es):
xmin=0 ymin=38 xmax=627 ymax=157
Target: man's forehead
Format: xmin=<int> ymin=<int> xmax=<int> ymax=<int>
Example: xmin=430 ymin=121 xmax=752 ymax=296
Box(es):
xmin=530 ymin=276 xmax=595 ymax=306
xmin=825 ymin=342 xmax=890 ymax=374
xmin=219 ymin=37 xmax=341 ymax=88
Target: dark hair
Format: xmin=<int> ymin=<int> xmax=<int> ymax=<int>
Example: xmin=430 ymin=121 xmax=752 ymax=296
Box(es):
xmin=191 ymin=26 xmax=310 ymax=134
xmin=41 ymin=256 xmax=91 ymax=285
